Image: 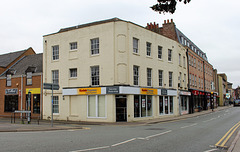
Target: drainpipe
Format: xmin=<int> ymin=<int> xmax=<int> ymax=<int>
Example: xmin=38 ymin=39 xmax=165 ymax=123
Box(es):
xmin=21 ymin=74 xmax=23 ymax=118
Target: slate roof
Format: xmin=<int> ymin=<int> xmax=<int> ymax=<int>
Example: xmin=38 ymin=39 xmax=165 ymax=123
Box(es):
xmin=175 ymin=28 xmax=208 ymax=61
xmin=0 ymin=49 xmax=27 ymax=68
xmin=1 ymin=53 xmax=42 ymax=77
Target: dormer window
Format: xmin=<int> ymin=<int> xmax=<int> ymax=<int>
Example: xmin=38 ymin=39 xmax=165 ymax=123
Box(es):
xmin=6 ymin=74 xmax=11 ymax=86
xmin=26 ymin=72 xmax=32 ymax=85
xmin=25 ymin=66 xmax=36 ymax=86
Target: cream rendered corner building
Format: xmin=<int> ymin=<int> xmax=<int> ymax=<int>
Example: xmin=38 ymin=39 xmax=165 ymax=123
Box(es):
xmin=43 ymin=18 xmax=188 ymax=122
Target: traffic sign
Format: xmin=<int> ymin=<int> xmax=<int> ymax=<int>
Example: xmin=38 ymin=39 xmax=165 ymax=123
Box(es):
xmin=43 ymin=83 xmax=59 ymax=90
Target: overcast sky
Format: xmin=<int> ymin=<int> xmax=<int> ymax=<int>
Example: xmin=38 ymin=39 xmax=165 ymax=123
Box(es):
xmin=0 ymin=0 xmax=239 ymax=88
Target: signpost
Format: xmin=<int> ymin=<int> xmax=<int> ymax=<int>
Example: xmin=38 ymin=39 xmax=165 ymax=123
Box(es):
xmin=43 ymin=83 xmax=60 ymax=127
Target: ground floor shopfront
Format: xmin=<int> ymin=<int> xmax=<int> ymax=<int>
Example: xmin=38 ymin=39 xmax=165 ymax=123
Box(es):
xmin=43 ymin=86 xmax=180 ymax=122
xmin=0 ymin=88 xmax=42 ymax=118
xmin=189 ymin=89 xmax=218 ymax=114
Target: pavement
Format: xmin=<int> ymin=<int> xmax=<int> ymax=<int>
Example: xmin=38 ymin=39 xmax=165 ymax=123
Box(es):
xmin=0 ymin=106 xmax=239 ymax=151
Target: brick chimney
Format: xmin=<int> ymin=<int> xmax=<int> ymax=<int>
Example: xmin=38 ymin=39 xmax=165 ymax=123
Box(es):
xmin=159 ymin=19 xmax=178 ymax=41
xmin=146 ymin=22 xmax=160 ymax=33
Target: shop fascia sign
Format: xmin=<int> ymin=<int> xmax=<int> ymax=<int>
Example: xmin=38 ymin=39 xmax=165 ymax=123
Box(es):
xmin=78 ymin=87 xmax=101 ymax=95
xmin=5 ymin=88 xmax=18 ymax=95
xmin=140 ymin=88 xmax=157 ymax=95
xmin=192 ymin=90 xmax=199 ymax=96
xmin=26 ymin=88 xmax=41 ymax=94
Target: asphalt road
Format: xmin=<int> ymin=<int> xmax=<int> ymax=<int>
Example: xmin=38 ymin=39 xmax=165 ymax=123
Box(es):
xmin=1 ymin=107 xmax=240 ymax=152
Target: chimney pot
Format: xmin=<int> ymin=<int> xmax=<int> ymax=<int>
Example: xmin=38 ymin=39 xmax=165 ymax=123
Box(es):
xmin=171 ymin=19 xmax=173 ymax=23
xmin=167 ymin=19 xmax=169 ymax=23
xmin=164 ymin=20 xmax=166 ymax=24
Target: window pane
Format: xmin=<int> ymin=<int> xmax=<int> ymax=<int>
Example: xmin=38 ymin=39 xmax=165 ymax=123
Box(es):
xmin=53 ymin=96 xmax=59 ymax=113
xmin=52 ymin=70 xmax=59 ymax=84
xmin=98 ymin=95 xmax=105 ymax=117
xmin=141 ymin=95 xmax=146 ymax=117
xmin=147 ymin=68 xmax=152 ymax=86
xmin=159 ymin=70 xmax=163 ymax=87
xmin=169 ymin=72 xmax=173 ymax=87
xmin=88 ymin=96 xmax=96 ymax=117
xmin=91 ymin=38 xmax=99 ymax=55
xmin=158 ymin=46 xmax=162 ymax=59
xmin=133 ymin=38 xmax=138 ymax=53
xmin=147 ymin=96 xmax=152 ymax=116
xmin=134 ymin=95 xmax=140 ymax=117
xmin=168 ymin=49 xmax=172 ymax=61
xmin=33 ymin=94 xmax=40 ymax=114
xmin=4 ymin=95 xmax=18 ymax=112
xmin=146 ymin=42 xmax=151 ymax=56
xmin=70 ymin=42 xmax=77 ymax=50
xmin=165 ymin=97 xmax=169 ymax=114
xmin=159 ymin=96 xmax=163 ymax=115
xmin=91 ymin=66 xmax=99 ymax=85
xmin=70 ymin=68 xmax=77 ymax=78
xmin=170 ymin=97 xmax=173 ymax=114
xmin=133 ymin=66 xmax=139 ymax=85
xmin=52 ymin=45 xmax=59 ymax=60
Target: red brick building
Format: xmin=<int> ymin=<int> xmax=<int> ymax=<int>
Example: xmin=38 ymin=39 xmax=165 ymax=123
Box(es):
xmin=146 ymin=19 xmax=215 ymax=113
xmin=0 ymin=53 xmax=43 ymax=118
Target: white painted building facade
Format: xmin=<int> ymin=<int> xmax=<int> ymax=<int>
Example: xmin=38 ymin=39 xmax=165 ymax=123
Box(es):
xmin=43 ymin=18 xmax=189 ymax=122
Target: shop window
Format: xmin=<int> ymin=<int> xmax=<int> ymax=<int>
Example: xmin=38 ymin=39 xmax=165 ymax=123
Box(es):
xmin=33 ymin=94 xmax=40 ymax=114
xmin=134 ymin=95 xmax=152 ymax=118
xmin=26 ymin=94 xmax=31 ymax=111
xmin=4 ymin=95 xmax=18 ymax=112
xmin=181 ymin=96 xmax=188 ymax=111
xmin=159 ymin=96 xmax=174 ymax=115
xmin=88 ymin=95 xmax=105 ymax=118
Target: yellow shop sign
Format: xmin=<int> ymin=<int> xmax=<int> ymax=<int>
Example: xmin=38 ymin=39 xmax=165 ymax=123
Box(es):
xmin=140 ymin=88 xmax=157 ymax=95
xmin=26 ymin=88 xmax=41 ymax=94
xmin=78 ymin=88 xmax=101 ymax=95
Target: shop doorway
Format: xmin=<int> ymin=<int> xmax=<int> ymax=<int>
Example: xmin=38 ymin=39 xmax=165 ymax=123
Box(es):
xmin=116 ymin=95 xmax=127 ymax=122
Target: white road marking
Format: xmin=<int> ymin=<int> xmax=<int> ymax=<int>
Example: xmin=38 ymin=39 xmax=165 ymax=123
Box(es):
xmin=203 ymin=149 xmax=218 ymax=152
xmin=181 ymin=123 xmax=197 ymax=129
xmin=111 ymin=138 xmax=136 ymax=147
xmin=145 ymin=130 xmax=172 ymax=139
xmin=70 ymin=146 xmax=110 ymax=152
xmin=203 ymin=118 xmax=216 ymax=123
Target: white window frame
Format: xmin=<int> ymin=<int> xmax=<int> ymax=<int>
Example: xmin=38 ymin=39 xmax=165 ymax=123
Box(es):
xmin=159 ymin=96 xmax=174 ymax=115
xmin=159 ymin=70 xmax=163 ymax=87
xmin=52 ymin=70 xmax=59 ymax=84
xmin=52 ymin=45 xmax=59 ymax=61
xmin=87 ymin=95 xmax=106 ymax=118
xmin=146 ymin=42 xmax=151 ymax=57
xmin=70 ymin=42 xmax=77 ymax=50
xmin=52 ymin=96 xmax=59 ymax=114
xmin=91 ymin=66 xmax=99 ymax=86
xmin=91 ymin=38 xmax=99 ymax=55
xmin=158 ymin=46 xmax=162 ymax=60
xmin=133 ymin=65 xmax=139 ymax=86
xmin=70 ymin=68 xmax=77 ymax=78
xmin=168 ymin=49 xmax=172 ymax=62
xmin=133 ymin=38 xmax=139 ymax=54
xmin=147 ymin=68 xmax=152 ymax=86
xmin=169 ymin=72 xmax=173 ymax=88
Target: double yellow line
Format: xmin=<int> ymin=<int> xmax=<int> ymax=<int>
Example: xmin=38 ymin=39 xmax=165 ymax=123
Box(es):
xmin=215 ymin=121 xmax=240 ymax=148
